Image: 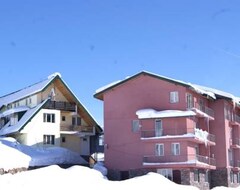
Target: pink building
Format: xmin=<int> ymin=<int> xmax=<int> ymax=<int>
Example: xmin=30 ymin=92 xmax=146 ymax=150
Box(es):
xmin=94 ymin=71 xmax=240 ymax=189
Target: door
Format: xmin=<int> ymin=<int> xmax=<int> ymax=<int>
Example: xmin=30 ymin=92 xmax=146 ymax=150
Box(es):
xmin=80 ymin=136 xmax=90 ymax=155
xmin=155 ymin=119 xmax=163 ymax=137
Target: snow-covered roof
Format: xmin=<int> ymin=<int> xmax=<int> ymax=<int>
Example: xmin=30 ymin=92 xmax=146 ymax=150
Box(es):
xmin=94 ymin=71 xmax=239 ymax=103
xmin=0 ymin=72 xmax=61 ymax=107
xmin=136 ymin=109 xmax=196 ymax=119
xmin=0 ymin=106 xmax=29 ymax=117
xmin=0 ymin=99 xmax=48 ymax=136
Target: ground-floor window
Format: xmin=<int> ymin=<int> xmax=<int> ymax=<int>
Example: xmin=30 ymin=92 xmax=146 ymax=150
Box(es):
xmin=194 ymin=169 xmax=199 ymax=182
xmin=230 ymin=171 xmax=234 ymax=183
xmin=237 ymin=172 xmax=240 ymax=183
xmin=205 ymin=170 xmax=209 ymax=182
xmin=43 ymin=135 xmax=55 ymax=145
xmin=157 ymin=169 xmax=173 ymax=181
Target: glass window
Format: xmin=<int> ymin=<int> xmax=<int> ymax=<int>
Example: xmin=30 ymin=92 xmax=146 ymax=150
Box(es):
xmin=155 ymin=144 xmax=164 ymax=156
xmin=132 ymin=120 xmax=140 ymax=132
xmin=43 ymin=113 xmax=55 ymax=123
xmin=194 ymin=169 xmax=199 ymax=182
xmin=155 ymin=119 xmax=163 ymax=137
xmin=171 ymin=143 xmax=180 ymax=155
xmin=43 ymin=135 xmax=55 ymax=145
xmin=186 ymin=93 xmax=193 ymax=109
xmin=170 ymin=91 xmax=179 ymax=103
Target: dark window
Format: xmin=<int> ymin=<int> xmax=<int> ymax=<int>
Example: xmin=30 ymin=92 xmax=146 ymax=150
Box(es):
xmin=43 ymin=113 xmax=55 ymax=123
xmin=194 ymin=169 xmax=199 ymax=182
xmin=72 ymin=116 xmax=81 ymax=125
xmin=62 ymin=116 xmax=66 ymax=121
xmin=43 ymin=135 xmax=55 ymax=145
xmin=61 ymin=136 xmax=66 ymax=143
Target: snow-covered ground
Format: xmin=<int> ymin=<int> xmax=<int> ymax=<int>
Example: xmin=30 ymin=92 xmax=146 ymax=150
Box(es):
xmin=0 ymin=137 xmax=87 ymax=171
xmin=0 ymin=137 xmax=239 ymax=189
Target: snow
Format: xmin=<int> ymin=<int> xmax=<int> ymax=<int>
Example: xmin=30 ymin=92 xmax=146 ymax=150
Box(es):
xmin=0 ymin=164 xmax=199 ymax=190
xmin=0 ymin=76 xmax=54 ymax=108
xmin=0 ymin=106 xmax=29 ymax=117
xmin=95 ymin=80 xmax=122 ymax=93
xmin=0 ymin=137 xmax=87 ymax=171
xmin=0 ymin=99 xmax=48 ymax=136
xmin=136 ymin=108 xmax=196 ymax=119
xmin=47 ymin=72 xmax=62 ymax=79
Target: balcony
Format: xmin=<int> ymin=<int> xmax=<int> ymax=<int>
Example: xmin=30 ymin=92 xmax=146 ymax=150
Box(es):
xmin=230 ymin=114 xmax=240 ymax=126
xmin=230 ymin=138 xmax=240 ymax=148
xmin=141 ymin=128 xmax=215 ymax=144
xmin=61 ymin=125 xmax=95 ymax=135
xmin=189 ymin=102 xmax=214 ymax=120
xmin=143 ymin=154 xmax=216 ymax=167
xmin=44 ymin=101 xmax=76 ymax=112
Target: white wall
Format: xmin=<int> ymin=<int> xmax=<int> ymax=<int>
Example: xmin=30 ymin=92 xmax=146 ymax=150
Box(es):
xmin=21 ymin=109 xmax=61 ymax=147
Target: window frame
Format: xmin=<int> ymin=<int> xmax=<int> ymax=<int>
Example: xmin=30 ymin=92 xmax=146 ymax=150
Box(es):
xmin=170 ymin=91 xmax=179 ymax=103
xmin=43 ymin=135 xmax=55 ymax=145
xmin=171 ymin=143 xmax=180 ymax=155
xmin=155 ymin=143 xmax=164 ymax=156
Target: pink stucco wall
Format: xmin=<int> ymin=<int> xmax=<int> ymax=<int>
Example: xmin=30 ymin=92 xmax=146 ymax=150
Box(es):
xmin=103 ymin=74 xmax=213 ymax=171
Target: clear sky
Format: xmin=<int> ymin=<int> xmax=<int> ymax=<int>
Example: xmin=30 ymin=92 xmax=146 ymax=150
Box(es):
xmin=0 ymin=0 xmax=240 ymax=126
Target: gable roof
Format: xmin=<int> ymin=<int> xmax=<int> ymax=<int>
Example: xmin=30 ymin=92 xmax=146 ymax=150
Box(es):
xmin=0 ymin=73 xmax=60 ymax=108
xmin=0 ymin=73 xmax=102 ymax=133
xmin=94 ymin=71 xmax=240 ymax=105
xmin=0 ymin=99 xmax=49 ymax=136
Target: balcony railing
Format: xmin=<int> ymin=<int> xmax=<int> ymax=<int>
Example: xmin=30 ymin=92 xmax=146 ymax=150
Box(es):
xmin=141 ymin=128 xmax=215 ymax=143
xmin=191 ymin=102 xmax=215 ymax=118
xmin=230 ymin=138 xmax=240 ymax=146
xmin=231 ymin=114 xmax=240 ymax=124
xmin=143 ymin=154 xmax=216 ymax=166
xmin=61 ymin=125 xmax=95 ymax=134
xmin=44 ymin=101 xmax=76 ymax=112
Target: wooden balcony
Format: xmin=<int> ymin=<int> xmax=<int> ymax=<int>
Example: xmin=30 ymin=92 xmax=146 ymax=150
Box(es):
xmin=44 ymin=101 xmax=76 ymax=112
xmin=143 ymin=154 xmax=216 ymax=167
xmin=141 ymin=128 xmax=215 ymax=144
xmin=61 ymin=125 xmax=95 ymax=134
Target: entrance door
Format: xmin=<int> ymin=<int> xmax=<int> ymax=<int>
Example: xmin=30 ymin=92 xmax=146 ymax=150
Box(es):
xmin=80 ymin=136 xmax=90 ymax=155
xmin=155 ymin=119 xmax=163 ymax=137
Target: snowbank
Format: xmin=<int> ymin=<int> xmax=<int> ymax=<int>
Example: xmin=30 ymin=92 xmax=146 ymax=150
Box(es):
xmin=0 ymin=165 xmax=198 ymax=190
xmin=0 ymin=138 xmax=87 ymax=171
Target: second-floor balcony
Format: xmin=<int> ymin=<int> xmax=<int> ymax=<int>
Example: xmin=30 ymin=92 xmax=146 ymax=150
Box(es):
xmin=141 ymin=128 xmax=215 ymax=144
xmin=189 ymin=102 xmax=214 ymax=120
xmin=143 ymin=154 xmax=216 ymax=167
xmin=44 ymin=101 xmax=76 ymax=112
xmin=61 ymin=125 xmax=95 ymax=135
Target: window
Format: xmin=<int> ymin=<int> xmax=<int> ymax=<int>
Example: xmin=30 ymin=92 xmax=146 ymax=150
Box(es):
xmin=61 ymin=136 xmax=66 ymax=143
xmin=132 ymin=120 xmax=140 ymax=132
xmin=155 ymin=144 xmax=164 ymax=156
xmin=43 ymin=135 xmax=55 ymax=145
xmin=186 ymin=93 xmax=193 ymax=109
xmin=62 ymin=116 xmax=66 ymax=121
xmin=205 ymin=170 xmax=209 ymax=182
xmin=194 ymin=169 xmax=199 ymax=182
xmin=237 ymin=172 xmax=240 ymax=183
xmin=43 ymin=113 xmax=55 ymax=123
xmin=155 ymin=119 xmax=163 ymax=137
xmin=230 ymin=171 xmax=234 ymax=183
xmin=72 ymin=116 xmax=81 ymax=126
xmin=170 ymin=91 xmax=179 ymax=103
xmin=99 ymin=135 xmax=104 ymax=146
xmin=171 ymin=143 xmax=180 ymax=155
xmin=199 ymin=99 xmax=205 ymax=112
xmin=157 ymin=169 xmax=173 ymax=181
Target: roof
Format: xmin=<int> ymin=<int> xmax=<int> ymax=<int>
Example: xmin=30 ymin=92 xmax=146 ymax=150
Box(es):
xmin=94 ymin=71 xmax=240 ymax=105
xmin=0 ymin=73 xmax=61 ymax=107
xmin=0 ymin=99 xmax=49 ymax=136
xmin=0 ymin=72 xmax=102 ymax=133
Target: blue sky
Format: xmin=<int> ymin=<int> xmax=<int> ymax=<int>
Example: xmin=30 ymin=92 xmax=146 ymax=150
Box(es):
xmin=0 ymin=0 xmax=240 ymax=126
